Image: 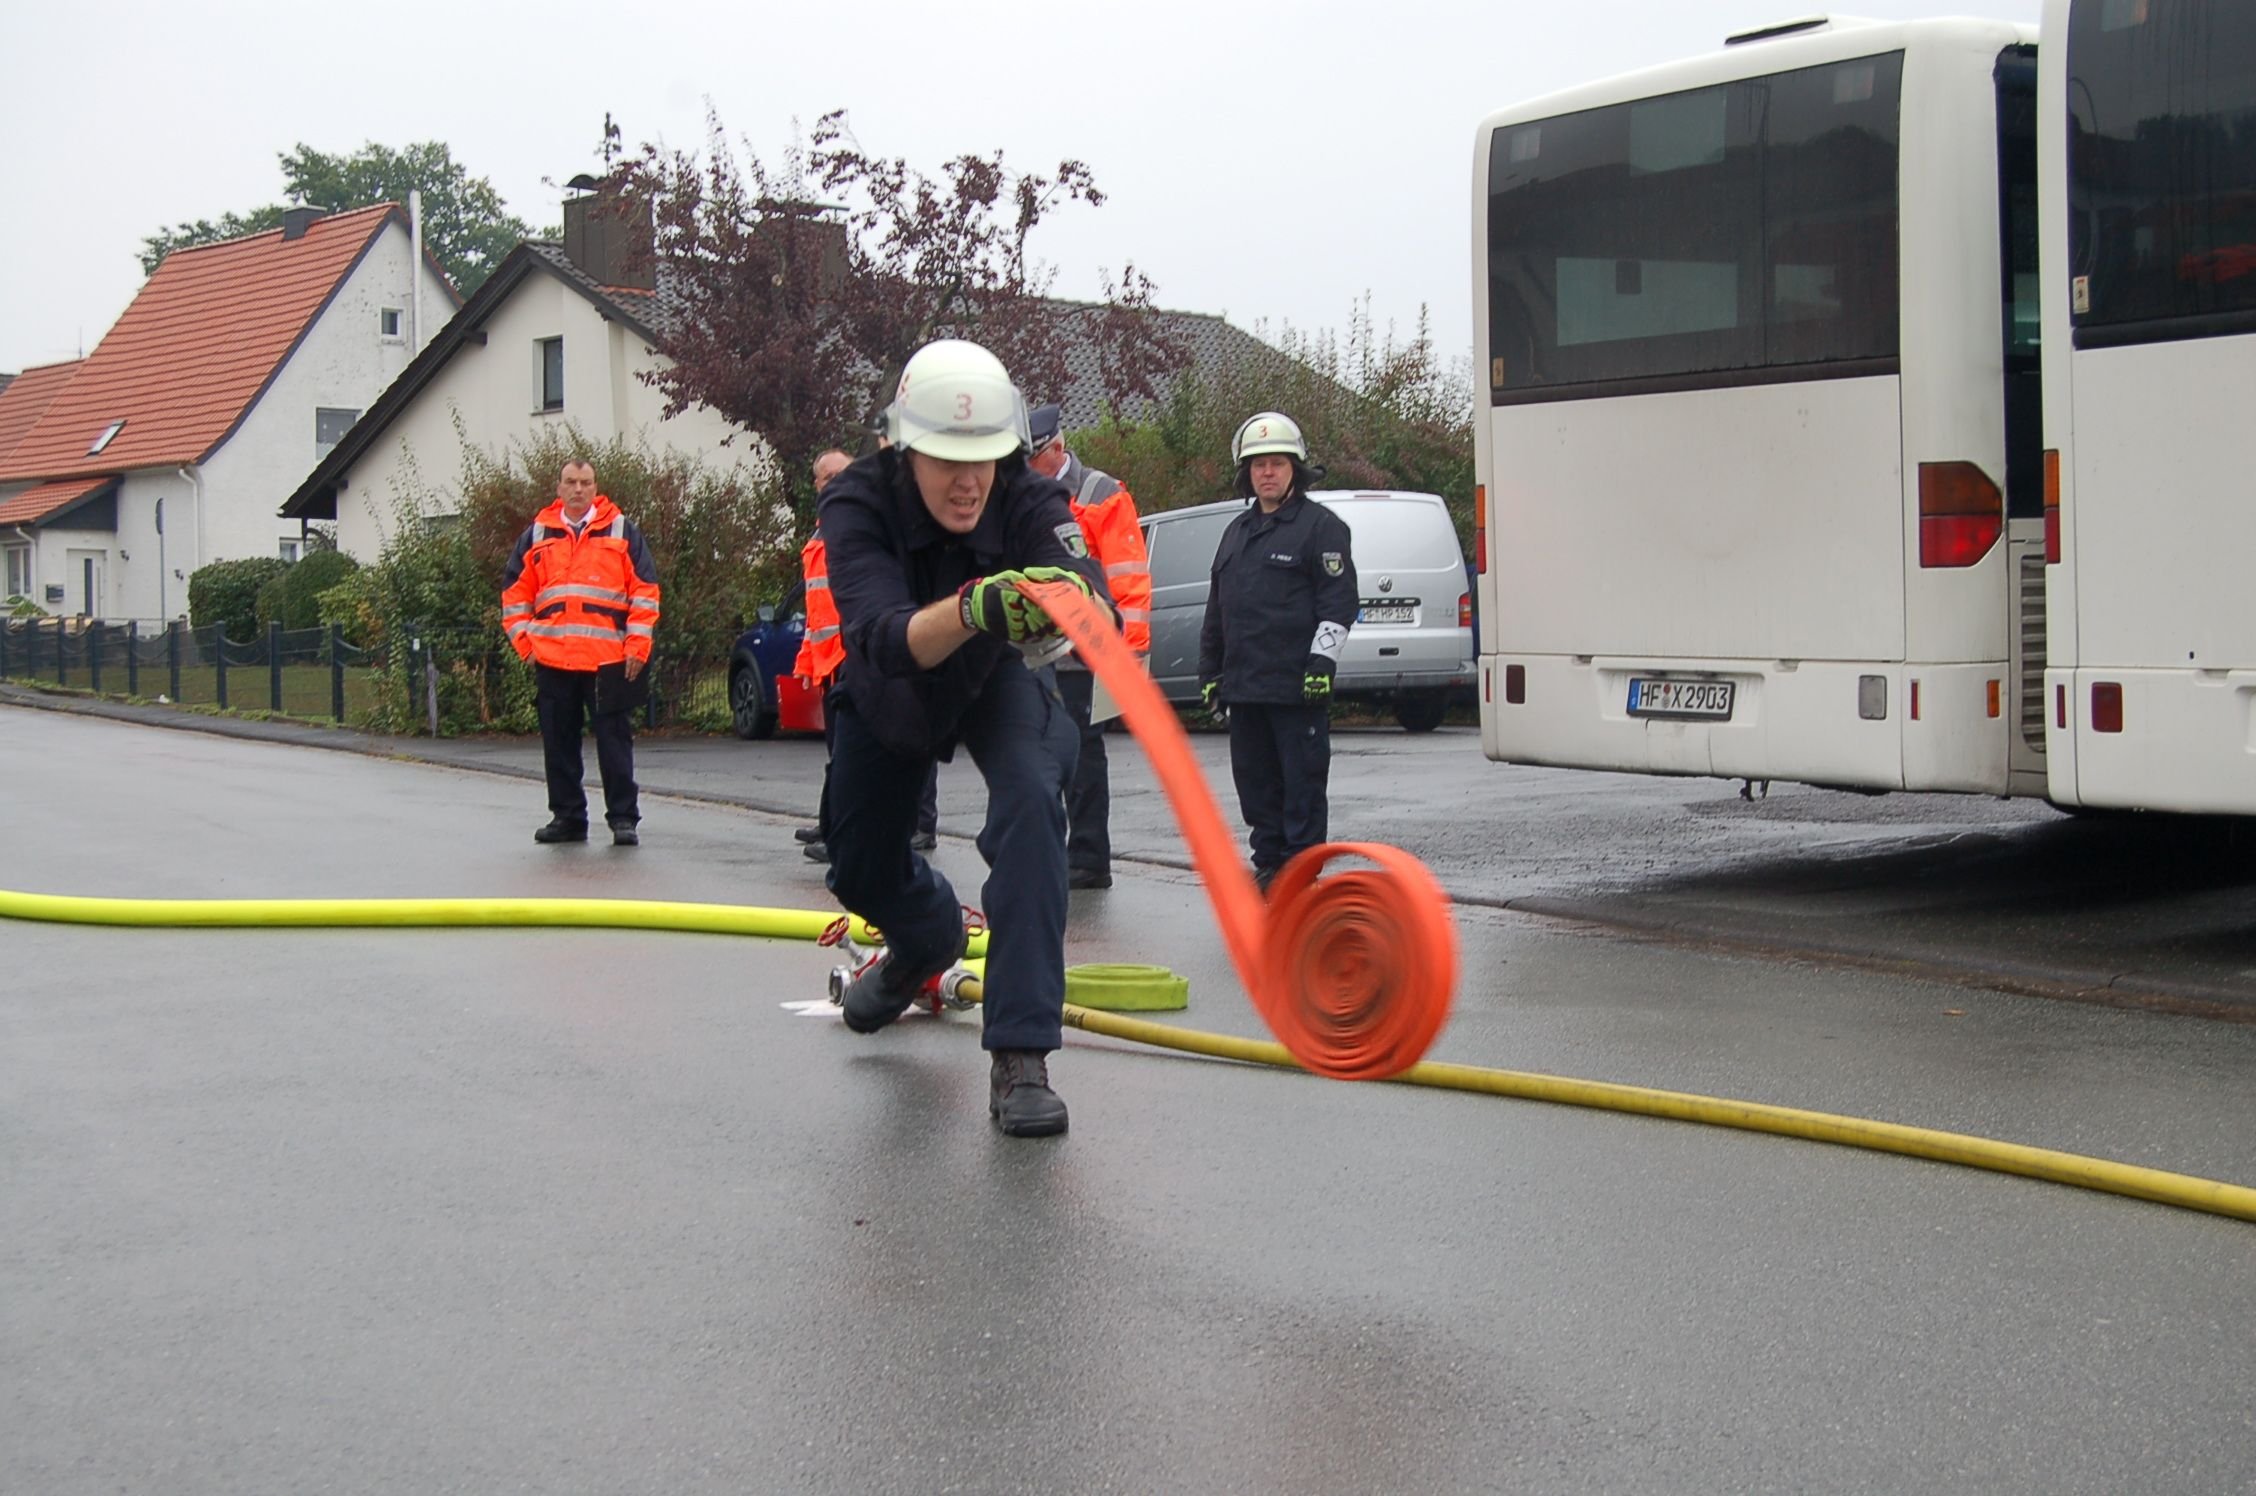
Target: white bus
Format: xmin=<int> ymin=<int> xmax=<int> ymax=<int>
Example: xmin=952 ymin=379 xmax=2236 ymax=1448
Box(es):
xmin=1472 ymin=16 xmax=2045 ymax=796
xmin=2040 ymin=0 xmax=2256 ymax=813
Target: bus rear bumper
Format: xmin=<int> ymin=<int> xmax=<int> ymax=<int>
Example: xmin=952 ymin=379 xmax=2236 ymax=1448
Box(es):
xmin=2048 ymin=667 xmax=2256 ymax=815
xmin=1479 ymin=655 xmax=2013 ymax=794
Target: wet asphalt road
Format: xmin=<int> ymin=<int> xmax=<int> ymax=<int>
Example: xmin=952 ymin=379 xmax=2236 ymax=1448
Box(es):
xmin=315 ymin=701 xmax=2256 ymax=1016
xmin=3 ymin=700 xmax=2255 ymax=1494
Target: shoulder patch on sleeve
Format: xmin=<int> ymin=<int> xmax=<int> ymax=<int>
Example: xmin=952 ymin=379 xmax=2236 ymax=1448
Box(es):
xmin=1322 ymin=551 xmax=1344 ymax=576
xmin=1054 ymin=520 xmax=1090 ymax=559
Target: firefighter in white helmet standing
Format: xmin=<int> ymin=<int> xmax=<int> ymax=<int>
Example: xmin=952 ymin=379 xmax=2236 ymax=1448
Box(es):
xmin=817 ymin=338 xmax=1114 ymax=1137
xmin=1198 ymin=412 xmax=1358 ymax=894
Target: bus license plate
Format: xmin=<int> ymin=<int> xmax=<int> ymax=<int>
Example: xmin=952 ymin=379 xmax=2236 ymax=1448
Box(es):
xmin=1358 ymin=601 xmax=1417 ymax=624
xmin=1627 ymin=677 xmax=1735 ymax=720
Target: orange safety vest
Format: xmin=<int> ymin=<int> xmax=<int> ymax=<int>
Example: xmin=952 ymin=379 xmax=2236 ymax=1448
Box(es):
xmin=791 ymin=533 xmax=845 ymax=685
xmin=499 ymin=495 xmax=662 ymax=671
xmin=1071 ymin=473 xmax=1150 ymax=653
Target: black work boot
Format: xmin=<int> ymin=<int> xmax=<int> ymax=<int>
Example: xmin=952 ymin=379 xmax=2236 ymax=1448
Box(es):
xmin=534 ymin=819 xmax=588 ymax=844
xmin=610 ymin=821 xmax=639 ymax=847
xmin=794 ymin=825 xmax=823 ymax=844
xmin=989 ymin=1050 xmax=1069 ymax=1137
xmin=839 ymin=950 xmax=919 ymax=1032
xmin=839 ymin=914 xmax=967 ymax=1034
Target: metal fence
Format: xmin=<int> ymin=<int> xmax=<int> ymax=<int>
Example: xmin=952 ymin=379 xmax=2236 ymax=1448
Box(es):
xmin=0 ymin=616 xmax=733 ymax=736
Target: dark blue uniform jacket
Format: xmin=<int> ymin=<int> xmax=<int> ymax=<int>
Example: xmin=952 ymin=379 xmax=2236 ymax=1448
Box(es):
xmin=1198 ymin=493 xmax=1359 ymax=706
xmin=819 ymin=450 xmax=1111 ymax=757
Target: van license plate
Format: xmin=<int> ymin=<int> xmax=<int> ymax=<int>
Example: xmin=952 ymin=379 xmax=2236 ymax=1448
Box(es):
xmin=1358 ymin=602 xmax=1418 ymax=624
xmin=1627 ymin=677 xmax=1735 ymax=720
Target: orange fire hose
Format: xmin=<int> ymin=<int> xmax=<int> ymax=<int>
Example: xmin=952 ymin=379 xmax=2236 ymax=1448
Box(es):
xmin=1017 ymin=576 xmax=1456 ymax=1080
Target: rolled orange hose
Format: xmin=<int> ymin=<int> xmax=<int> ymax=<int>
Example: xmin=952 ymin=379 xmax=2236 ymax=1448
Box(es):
xmin=1018 ymin=576 xmax=1457 ymax=1079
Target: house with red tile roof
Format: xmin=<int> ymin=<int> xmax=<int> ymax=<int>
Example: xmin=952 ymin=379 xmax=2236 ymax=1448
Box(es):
xmin=280 ymin=193 xmax=756 ymax=562
xmin=0 ymin=204 xmax=458 ymax=620
xmin=280 ymin=189 xmax=1287 ymax=563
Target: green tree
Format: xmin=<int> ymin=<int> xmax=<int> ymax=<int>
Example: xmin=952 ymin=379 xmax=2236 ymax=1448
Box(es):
xmin=139 ymin=141 xmax=534 ymax=294
xmin=1073 ymin=297 xmax=1476 ymax=546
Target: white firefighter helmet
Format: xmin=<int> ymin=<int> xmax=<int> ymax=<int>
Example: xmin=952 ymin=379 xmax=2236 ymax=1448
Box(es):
xmin=1231 ymin=410 xmax=1309 ymax=464
xmin=884 ymin=339 xmax=1030 ymax=462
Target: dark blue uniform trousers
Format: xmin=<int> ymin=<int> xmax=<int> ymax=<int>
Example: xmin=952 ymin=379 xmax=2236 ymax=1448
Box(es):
xmin=818 ymin=680 xmax=938 ymax=839
xmin=1227 ymin=701 xmax=1331 ymax=873
xmin=825 ymin=659 xmax=1078 ymax=1052
xmin=535 ymin=663 xmax=639 ymax=828
xmin=1055 ymin=668 xmax=1111 ymax=876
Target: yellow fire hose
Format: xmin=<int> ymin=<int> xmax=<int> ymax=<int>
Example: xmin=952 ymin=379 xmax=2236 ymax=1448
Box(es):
xmin=3 ymin=886 xmax=2252 ymax=1226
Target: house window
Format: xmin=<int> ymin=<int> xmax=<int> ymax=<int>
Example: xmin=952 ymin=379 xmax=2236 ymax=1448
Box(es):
xmin=87 ymin=418 xmax=126 ymax=456
xmin=379 ymin=307 xmax=404 ymax=339
xmin=315 ymin=407 xmax=359 ymax=461
xmin=279 ymin=538 xmax=304 ymax=563
xmin=3 ymin=545 xmax=30 ymax=600
xmin=538 ymin=337 xmax=564 ymax=412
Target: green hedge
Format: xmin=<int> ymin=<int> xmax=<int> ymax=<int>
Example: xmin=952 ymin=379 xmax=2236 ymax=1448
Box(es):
xmin=255 ymin=549 xmax=360 ymax=632
xmin=187 ymin=557 xmax=289 ymax=640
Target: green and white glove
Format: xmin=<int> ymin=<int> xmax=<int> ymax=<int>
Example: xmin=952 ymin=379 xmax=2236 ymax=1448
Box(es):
xmin=1303 ymin=667 xmax=1333 ymax=703
xmin=958 ymin=567 xmax=1096 ymax=643
xmin=1016 ymin=566 xmax=1096 ymax=629
xmin=957 ymin=571 xmax=1045 ymax=643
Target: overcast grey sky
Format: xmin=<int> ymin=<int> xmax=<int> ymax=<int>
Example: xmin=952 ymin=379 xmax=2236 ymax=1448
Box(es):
xmin=0 ymin=0 xmax=2038 ymax=379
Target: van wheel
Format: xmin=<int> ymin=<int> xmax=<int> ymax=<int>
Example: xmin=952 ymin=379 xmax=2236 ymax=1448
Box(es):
xmin=1395 ymin=693 xmax=1447 ymax=733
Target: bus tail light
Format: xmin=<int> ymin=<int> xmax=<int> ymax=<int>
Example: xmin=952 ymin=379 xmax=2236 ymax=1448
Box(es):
xmin=2042 ymin=449 xmax=2061 ymax=564
xmin=2092 ymin=682 xmax=2123 ymax=733
xmin=1986 ymin=679 xmax=2001 ymax=718
xmin=1505 ymin=663 xmax=1525 ymax=704
xmin=1918 ymin=462 xmax=2003 ymax=568
xmin=1459 ymin=593 xmax=1472 ymax=628
xmin=1473 ymin=485 xmax=1487 ymax=575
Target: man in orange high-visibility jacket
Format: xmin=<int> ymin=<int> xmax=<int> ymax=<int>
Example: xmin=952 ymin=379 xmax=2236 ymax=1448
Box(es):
xmin=793 ymin=448 xmax=940 ymax=861
xmin=500 ymin=458 xmax=662 ymax=846
xmin=1025 ymin=403 xmax=1151 ymax=891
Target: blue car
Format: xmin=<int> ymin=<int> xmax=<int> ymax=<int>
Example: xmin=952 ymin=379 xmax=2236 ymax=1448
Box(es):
xmin=728 ymin=592 xmax=808 ymax=741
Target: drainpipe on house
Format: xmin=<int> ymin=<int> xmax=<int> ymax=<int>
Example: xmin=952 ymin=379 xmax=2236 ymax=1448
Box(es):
xmin=409 ymin=189 xmax=424 ymax=351
xmin=10 ymin=527 xmax=34 ymax=605
xmin=176 ymin=466 xmax=204 ymax=613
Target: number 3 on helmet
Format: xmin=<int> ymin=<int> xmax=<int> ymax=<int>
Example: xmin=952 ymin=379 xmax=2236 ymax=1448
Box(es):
xmin=887 ymin=339 xmax=1032 ymax=462
xmin=1231 ymin=410 xmax=1308 ymax=464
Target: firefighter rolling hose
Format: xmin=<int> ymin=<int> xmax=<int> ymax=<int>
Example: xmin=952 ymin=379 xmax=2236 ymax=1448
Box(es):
xmin=1009 ymin=571 xmax=1456 ymax=1081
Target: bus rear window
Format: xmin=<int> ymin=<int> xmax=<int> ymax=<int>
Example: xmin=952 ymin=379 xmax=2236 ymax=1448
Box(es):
xmin=1487 ymin=52 xmax=1903 ymax=402
xmin=2068 ymin=0 xmax=2256 ymax=345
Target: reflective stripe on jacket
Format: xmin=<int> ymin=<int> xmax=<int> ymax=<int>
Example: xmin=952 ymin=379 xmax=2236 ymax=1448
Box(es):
xmin=790 ymin=532 xmax=846 ymax=684
xmin=499 ymin=495 xmax=662 ymax=671
xmin=1063 ymin=457 xmax=1151 ymax=653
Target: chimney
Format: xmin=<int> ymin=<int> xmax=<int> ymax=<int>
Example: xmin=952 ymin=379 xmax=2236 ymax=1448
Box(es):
xmin=562 ymin=186 xmax=655 ymax=291
xmin=281 ymin=205 xmax=326 ymax=241
xmin=754 ymin=201 xmax=850 ymax=300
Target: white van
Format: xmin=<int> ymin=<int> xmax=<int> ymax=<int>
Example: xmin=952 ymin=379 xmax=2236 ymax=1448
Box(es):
xmin=1141 ymin=489 xmax=1475 ymax=731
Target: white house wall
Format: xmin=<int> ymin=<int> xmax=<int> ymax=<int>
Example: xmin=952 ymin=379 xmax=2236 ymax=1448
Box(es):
xmin=331 ymin=270 xmax=763 ymax=561
xmin=209 ymin=221 xmax=453 ymax=575
xmin=24 ymin=219 xmax=451 ymax=625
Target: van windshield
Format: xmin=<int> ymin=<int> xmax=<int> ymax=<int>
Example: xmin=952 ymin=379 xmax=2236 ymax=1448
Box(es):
xmin=1322 ymin=498 xmax=1460 ymax=572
